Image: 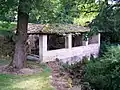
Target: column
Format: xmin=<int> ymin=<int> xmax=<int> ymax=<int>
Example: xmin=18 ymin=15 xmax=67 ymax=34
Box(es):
xmin=98 ymin=33 xmax=100 ymax=45
xmin=82 ymin=40 xmax=88 ymax=46
xmin=82 ymin=36 xmax=88 ymax=46
xmin=65 ymin=33 xmax=72 ymax=49
xmin=39 ymin=35 xmax=47 ymax=62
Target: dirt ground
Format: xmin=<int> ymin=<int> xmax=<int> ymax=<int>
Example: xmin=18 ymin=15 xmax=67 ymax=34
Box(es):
xmin=0 ymin=60 xmax=78 ymax=90
xmin=47 ymin=61 xmax=70 ymax=90
xmin=0 ymin=65 xmax=43 ymax=75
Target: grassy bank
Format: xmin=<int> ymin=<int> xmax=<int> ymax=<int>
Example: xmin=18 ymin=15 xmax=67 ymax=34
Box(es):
xmin=0 ymin=60 xmax=54 ymax=90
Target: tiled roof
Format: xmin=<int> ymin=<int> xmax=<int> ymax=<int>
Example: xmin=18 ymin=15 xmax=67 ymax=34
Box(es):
xmin=27 ymin=23 xmax=90 ymax=34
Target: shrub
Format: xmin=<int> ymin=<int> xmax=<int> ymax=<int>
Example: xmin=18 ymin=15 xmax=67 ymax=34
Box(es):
xmin=0 ymin=36 xmax=14 ymax=59
xmin=62 ymin=45 xmax=120 ymax=90
xmin=99 ymin=41 xmax=111 ymax=57
xmin=84 ymin=45 xmax=120 ymax=90
xmin=0 ymin=31 xmax=15 ymax=59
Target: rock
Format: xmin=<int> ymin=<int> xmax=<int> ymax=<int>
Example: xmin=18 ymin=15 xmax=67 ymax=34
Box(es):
xmin=27 ymin=55 xmax=39 ymax=61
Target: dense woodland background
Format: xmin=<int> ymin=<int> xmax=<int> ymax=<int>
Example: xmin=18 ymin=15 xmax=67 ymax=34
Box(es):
xmin=0 ymin=0 xmax=120 ymax=90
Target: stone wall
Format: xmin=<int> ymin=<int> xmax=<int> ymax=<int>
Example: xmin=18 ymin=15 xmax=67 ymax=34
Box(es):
xmin=42 ymin=44 xmax=100 ymax=63
xmin=88 ymin=34 xmax=99 ymax=44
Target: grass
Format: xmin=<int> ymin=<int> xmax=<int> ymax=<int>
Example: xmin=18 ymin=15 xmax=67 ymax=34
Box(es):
xmin=0 ymin=60 xmax=55 ymax=90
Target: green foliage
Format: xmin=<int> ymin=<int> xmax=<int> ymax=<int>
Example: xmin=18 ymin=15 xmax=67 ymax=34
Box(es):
xmin=0 ymin=22 xmax=16 ymax=58
xmin=0 ymin=0 xmax=18 ymax=22
xmin=84 ymin=45 xmax=120 ymax=90
xmin=0 ymin=22 xmax=16 ymax=31
xmin=0 ymin=22 xmax=16 ymax=42
xmin=0 ymin=36 xmax=14 ymax=59
xmin=0 ymin=0 xmax=102 ymax=25
xmin=62 ymin=45 xmax=120 ymax=90
xmin=99 ymin=41 xmax=111 ymax=56
xmin=29 ymin=0 xmax=100 ymax=24
xmin=74 ymin=3 xmax=100 ymax=26
xmin=89 ymin=2 xmax=120 ymax=43
xmin=29 ymin=0 xmax=80 ymax=24
xmin=91 ymin=3 xmax=120 ymax=32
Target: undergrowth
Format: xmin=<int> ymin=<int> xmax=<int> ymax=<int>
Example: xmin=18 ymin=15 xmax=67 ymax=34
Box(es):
xmin=62 ymin=45 xmax=120 ymax=90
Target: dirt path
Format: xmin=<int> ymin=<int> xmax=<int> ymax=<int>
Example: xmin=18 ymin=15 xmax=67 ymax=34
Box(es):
xmin=47 ymin=61 xmax=70 ymax=90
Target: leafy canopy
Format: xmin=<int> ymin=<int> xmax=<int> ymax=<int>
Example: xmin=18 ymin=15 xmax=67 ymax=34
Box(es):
xmin=0 ymin=0 xmax=100 ymax=24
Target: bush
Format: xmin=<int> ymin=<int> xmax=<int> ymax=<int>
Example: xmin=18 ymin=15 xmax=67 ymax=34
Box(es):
xmin=84 ymin=45 xmax=120 ymax=90
xmin=0 ymin=36 xmax=14 ymax=59
xmin=0 ymin=31 xmax=15 ymax=59
xmin=62 ymin=45 xmax=120 ymax=90
xmin=99 ymin=41 xmax=111 ymax=57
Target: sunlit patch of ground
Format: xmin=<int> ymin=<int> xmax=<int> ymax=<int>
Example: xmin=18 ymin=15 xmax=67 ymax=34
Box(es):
xmin=0 ymin=60 xmax=55 ymax=90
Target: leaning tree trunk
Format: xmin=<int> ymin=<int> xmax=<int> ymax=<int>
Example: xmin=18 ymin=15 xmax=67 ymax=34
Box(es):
xmin=10 ymin=10 xmax=29 ymax=69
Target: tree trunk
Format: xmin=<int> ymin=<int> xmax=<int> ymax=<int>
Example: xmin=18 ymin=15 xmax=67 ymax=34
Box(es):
xmin=10 ymin=10 xmax=29 ymax=69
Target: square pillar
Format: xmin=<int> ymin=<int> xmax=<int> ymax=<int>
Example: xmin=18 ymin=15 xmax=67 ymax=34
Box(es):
xmin=88 ymin=33 xmax=100 ymax=44
xmin=98 ymin=33 xmax=100 ymax=45
xmin=82 ymin=33 xmax=88 ymax=46
xmin=39 ymin=35 xmax=47 ymax=62
xmin=65 ymin=33 xmax=72 ymax=49
xmin=82 ymin=36 xmax=88 ymax=46
xmin=82 ymin=40 xmax=88 ymax=46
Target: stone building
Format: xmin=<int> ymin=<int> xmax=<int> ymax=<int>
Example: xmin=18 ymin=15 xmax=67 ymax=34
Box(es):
xmin=27 ymin=23 xmax=100 ymax=63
